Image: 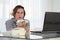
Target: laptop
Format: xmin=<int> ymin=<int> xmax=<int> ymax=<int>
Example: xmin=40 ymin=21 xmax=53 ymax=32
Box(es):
xmin=31 ymin=12 xmax=60 ymax=39
xmin=43 ymin=12 xmax=60 ymax=33
xmin=41 ymin=12 xmax=60 ymax=38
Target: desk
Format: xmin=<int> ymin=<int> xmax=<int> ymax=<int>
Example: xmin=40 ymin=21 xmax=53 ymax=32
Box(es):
xmin=0 ymin=36 xmax=60 ymax=40
xmin=0 ymin=32 xmax=60 ymax=40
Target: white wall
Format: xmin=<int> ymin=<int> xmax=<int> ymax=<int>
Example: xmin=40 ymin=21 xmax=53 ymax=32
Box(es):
xmin=22 ymin=0 xmax=53 ymax=31
xmin=52 ymin=0 xmax=60 ymax=12
xmin=0 ymin=0 xmax=23 ymax=32
xmin=0 ymin=0 xmax=57 ymax=31
xmin=38 ymin=0 xmax=53 ymax=31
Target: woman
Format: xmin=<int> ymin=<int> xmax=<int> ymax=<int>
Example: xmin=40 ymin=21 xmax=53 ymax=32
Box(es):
xmin=5 ymin=5 xmax=30 ymax=31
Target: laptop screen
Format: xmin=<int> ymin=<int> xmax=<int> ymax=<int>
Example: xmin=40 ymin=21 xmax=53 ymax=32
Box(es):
xmin=43 ymin=12 xmax=60 ymax=32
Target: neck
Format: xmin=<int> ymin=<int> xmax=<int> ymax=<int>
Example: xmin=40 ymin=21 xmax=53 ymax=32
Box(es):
xmin=15 ymin=18 xmax=24 ymax=21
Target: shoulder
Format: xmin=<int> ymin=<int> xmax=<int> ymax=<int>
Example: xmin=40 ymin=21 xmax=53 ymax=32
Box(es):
xmin=5 ymin=18 xmax=15 ymax=24
xmin=24 ymin=19 xmax=30 ymax=22
xmin=24 ymin=19 xmax=30 ymax=28
xmin=24 ymin=19 xmax=30 ymax=25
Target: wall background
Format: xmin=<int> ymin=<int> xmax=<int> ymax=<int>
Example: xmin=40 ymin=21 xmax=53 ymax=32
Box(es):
xmin=0 ymin=0 xmax=60 ymax=32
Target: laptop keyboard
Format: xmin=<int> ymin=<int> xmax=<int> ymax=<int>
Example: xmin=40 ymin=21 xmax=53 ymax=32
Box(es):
xmin=31 ymin=32 xmax=58 ymax=39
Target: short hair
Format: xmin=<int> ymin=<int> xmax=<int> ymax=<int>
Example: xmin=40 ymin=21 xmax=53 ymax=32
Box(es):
xmin=12 ymin=5 xmax=26 ymax=17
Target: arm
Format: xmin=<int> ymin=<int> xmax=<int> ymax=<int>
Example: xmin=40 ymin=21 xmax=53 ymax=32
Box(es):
xmin=5 ymin=20 xmax=12 ymax=31
xmin=5 ymin=20 xmax=16 ymax=31
xmin=25 ymin=20 xmax=30 ymax=38
xmin=26 ymin=20 xmax=30 ymax=32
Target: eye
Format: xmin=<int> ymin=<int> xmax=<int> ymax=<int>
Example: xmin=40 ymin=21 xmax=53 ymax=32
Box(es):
xmin=21 ymin=12 xmax=24 ymax=14
xmin=16 ymin=12 xmax=20 ymax=14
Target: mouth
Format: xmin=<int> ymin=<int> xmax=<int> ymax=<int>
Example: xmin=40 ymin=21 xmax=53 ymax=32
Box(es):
xmin=19 ymin=17 xmax=21 ymax=18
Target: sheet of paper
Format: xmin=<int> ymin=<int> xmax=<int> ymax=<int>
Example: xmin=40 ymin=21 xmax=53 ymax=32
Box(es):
xmin=0 ymin=34 xmax=3 ymax=36
xmin=30 ymin=35 xmax=43 ymax=39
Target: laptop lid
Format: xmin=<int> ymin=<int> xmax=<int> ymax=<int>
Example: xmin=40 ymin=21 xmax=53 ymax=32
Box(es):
xmin=43 ymin=12 xmax=60 ymax=32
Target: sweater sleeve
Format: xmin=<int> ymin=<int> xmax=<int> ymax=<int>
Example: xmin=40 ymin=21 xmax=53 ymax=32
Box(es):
xmin=26 ymin=19 xmax=30 ymax=29
xmin=5 ymin=20 xmax=16 ymax=31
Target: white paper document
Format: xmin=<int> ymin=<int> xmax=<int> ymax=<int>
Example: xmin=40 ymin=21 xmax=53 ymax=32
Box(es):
xmin=30 ymin=35 xmax=43 ymax=39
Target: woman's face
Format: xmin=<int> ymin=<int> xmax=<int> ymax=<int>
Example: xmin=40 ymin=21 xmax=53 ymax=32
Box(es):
xmin=15 ymin=8 xmax=25 ymax=20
